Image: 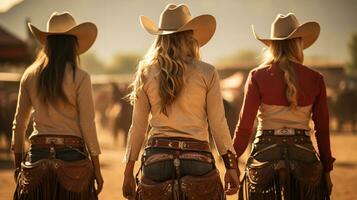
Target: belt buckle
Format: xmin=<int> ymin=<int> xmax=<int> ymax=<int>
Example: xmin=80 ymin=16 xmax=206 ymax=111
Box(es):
xmin=173 ymin=158 xmax=181 ymax=167
xmin=45 ymin=137 xmax=64 ymax=145
xmin=275 ymin=128 xmax=294 ymax=136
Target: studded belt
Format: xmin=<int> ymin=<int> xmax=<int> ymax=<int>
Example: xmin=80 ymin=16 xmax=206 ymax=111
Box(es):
xmin=253 ymin=135 xmax=311 ymax=146
xmin=30 ymin=135 xmax=84 ymax=148
xmin=146 ymin=137 xmax=211 ymax=152
xmin=257 ymin=128 xmax=310 ymax=137
xmin=143 ymin=152 xmax=214 ymax=166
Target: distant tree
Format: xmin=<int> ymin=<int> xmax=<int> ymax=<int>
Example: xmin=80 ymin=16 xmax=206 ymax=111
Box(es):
xmin=348 ymin=33 xmax=357 ymax=73
xmin=218 ymin=49 xmax=259 ymax=65
xmin=80 ymin=52 xmax=106 ymax=74
xmin=234 ymin=49 xmax=259 ymax=62
xmin=108 ymin=53 xmax=142 ymax=74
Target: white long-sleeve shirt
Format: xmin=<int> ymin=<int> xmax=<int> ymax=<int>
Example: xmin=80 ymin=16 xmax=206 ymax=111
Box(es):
xmin=124 ymin=59 xmax=235 ymax=162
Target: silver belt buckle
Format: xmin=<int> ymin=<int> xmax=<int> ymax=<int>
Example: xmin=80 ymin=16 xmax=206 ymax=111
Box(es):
xmin=173 ymin=158 xmax=181 ymax=167
xmin=45 ymin=137 xmax=64 ymax=145
xmin=275 ymin=128 xmax=294 ymax=136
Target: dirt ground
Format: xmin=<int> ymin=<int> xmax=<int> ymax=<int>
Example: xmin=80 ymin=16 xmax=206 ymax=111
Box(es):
xmin=1 ymin=130 xmax=357 ymax=200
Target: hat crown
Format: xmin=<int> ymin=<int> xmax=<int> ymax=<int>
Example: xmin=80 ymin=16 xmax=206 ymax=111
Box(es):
xmin=271 ymin=13 xmax=300 ymax=38
xmin=159 ymin=4 xmax=192 ymax=30
xmin=47 ymin=12 xmax=77 ymax=32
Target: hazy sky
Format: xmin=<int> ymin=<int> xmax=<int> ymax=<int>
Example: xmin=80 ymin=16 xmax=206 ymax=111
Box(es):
xmin=0 ymin=0 xmax=356 ymax=65
xmin=0 ymin=0 xmax=22 ymax=12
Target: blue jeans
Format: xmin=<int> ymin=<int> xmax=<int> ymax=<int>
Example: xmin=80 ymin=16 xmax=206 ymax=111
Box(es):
xmin=142 ymin=148 xmax=215 ymax=182
xmin=28 ymin=147 xmax=87 ymax=163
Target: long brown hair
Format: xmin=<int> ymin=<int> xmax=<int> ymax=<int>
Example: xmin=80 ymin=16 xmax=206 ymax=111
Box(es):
xmin=129 ymin=31 xmax=200 ymax=115
xmin=36 ymin=34 xmax=79 ymax=105
xmin=263 ymin=38 xmax=304 ymax=109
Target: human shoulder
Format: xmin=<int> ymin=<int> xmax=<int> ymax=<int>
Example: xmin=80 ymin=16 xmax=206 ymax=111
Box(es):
xmin=142 ymin=64 xmax=160 ymax=79
xmin=248 ymin=63 xmax=271 ymax=79
xmin=297 ymin=63 xmax=321 ymax=75
xmin=190 ymin=60 xmax=221 ymax=89
xmin=75 ymin=67 xmax=91 ymax=80
xmin=191 ymin=60 xmax=219 ymax=84
xmin=20 ymin=62 xmax=41 ymax=84
xmin=193 ymin=60 xmax=217 ymax=74
xmin=137 ymin=64 xmax=161 ymax=89
xmin=295 ymin=63 xmax=324 ymax=82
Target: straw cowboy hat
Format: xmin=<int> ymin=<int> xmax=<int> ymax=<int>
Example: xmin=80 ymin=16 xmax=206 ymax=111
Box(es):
xmin=28 ymin=12 xmax=97 ymax=54
xmin=140 ymin=4 xmax=216 ymax=47
xmin=252 ymin=13 xmax=320 ymax=49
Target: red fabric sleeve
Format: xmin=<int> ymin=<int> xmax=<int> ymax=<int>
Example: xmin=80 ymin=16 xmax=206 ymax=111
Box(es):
xmin=233 ymin=70 xmax=261 ymax=158
xmin=312 ymin=75 xmax=335 ymax=172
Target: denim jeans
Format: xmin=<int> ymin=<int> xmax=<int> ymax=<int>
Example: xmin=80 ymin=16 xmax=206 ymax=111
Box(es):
xmin=142 ymin=148 xmax=215 ymax=182
xmin=28 ymin=147 xmax=87 ymax=163
xmin=251 ymin=136 xmax=319 ymax=163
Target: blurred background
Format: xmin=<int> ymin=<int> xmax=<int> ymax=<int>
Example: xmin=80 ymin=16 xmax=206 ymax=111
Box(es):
xmin=0 ymin=0 xmax=356 ymax=199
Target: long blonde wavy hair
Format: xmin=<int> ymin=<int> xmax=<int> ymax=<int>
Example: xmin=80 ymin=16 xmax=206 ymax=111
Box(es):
xmin=129 ymin=30 xmax=200 ymax=115
xmin=263 ymin=38 xmax=304 ymax=109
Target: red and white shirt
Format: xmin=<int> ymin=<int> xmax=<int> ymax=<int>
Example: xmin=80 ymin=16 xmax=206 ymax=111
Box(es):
xmin=233 ymin=62 xmax=335 ymax=172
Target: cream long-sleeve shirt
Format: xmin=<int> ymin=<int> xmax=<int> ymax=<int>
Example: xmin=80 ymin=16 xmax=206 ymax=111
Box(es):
xmin=11 ymin=64 xmax=101 ymax=156
xmin=124 ymin=60 xmax=235 ymax=162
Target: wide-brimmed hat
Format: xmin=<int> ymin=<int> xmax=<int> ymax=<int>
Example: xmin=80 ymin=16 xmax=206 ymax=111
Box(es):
xmin=252 ymin=13 xmax=320 ymax=49
xmin=28 ymin=12 xmax=97 ymax=54
xmin=140 ymin=4 xmax=216 ymax=47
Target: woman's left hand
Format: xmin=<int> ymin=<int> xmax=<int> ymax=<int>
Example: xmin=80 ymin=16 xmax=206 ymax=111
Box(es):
xmin=224 ymin=168 xmax=240 ymax=195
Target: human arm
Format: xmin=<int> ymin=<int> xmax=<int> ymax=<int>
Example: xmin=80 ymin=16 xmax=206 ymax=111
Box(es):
xmin=311 ymin=75 xmax=335 ymax=172
xmin=77 ymin=73 xmax=103 ymax=193
xmin=311 ymin=75 xmax=335 ymax=194
xmin=233 ymin=70 xmax=261 ymax=158
xmin=122 ymin=87 xmax=150 ymax=199
xmin=206 ymin=69 xmax=240 ymax=194
xmin=12 ymin=74 xmax=32 ymax=168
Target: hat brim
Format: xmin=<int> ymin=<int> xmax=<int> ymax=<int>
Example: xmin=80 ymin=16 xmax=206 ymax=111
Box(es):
xmin=140 ymin=14 xmax=216 ymax=47
xmin=252 ymin=21 xmax=320 ymax=49
xmin=28 ymin=22 xmax=97 ymax=54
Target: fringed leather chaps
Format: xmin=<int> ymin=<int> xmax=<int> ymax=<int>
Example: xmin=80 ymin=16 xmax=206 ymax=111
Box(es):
xmin=136 ymin=138 xmax=225 ymax=200
xmin=238 ymin=135 xmax=330 ymax=200
xmin=137 ymin=169 xmax=225 ymax=200
xmin=13 ymin=158 xmax=97 ymax=200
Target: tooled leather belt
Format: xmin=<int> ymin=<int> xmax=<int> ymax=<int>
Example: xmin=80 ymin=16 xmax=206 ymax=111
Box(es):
xmin=254 ymin=129 xmax=311 ymax=146
xmin=259 ymin=128 xmax=309 ymax=136
xmin=143 ymin=152 xmax=214 ymax=166
xmin=146 ymin=137 xmax=211 ymax=152
xmin=30 ymin=135 xmax=84 ymax=148
xmin=254 ymin=135 xmax=312 ymax=145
